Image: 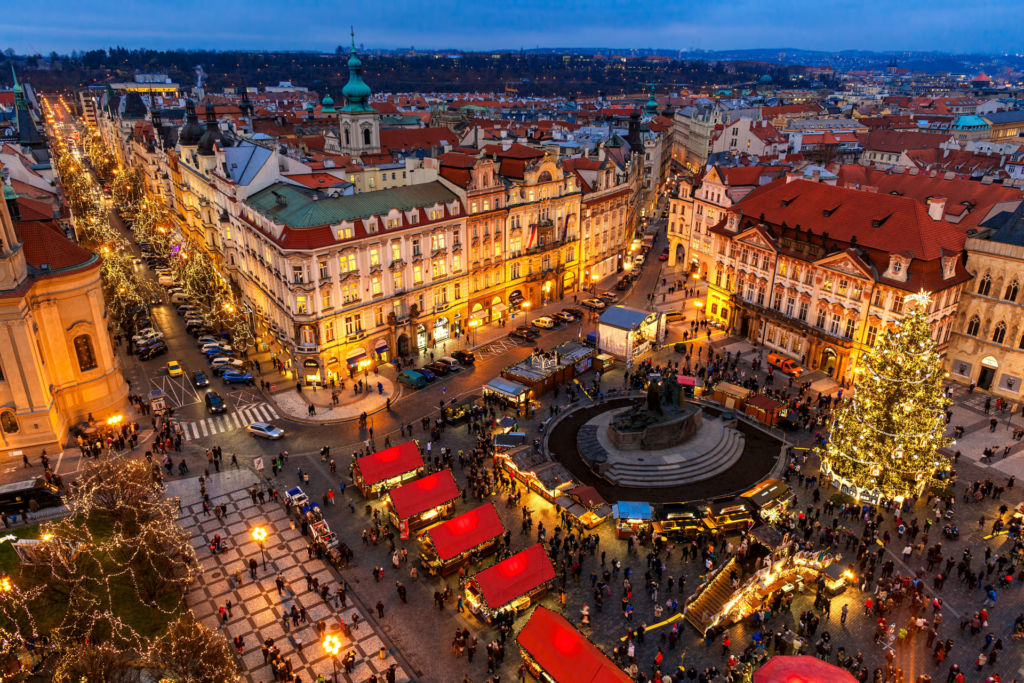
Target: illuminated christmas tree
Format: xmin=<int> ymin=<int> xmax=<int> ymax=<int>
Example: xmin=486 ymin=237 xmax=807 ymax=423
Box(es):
xmin=819 ymin=291 xmax=952 ymax=501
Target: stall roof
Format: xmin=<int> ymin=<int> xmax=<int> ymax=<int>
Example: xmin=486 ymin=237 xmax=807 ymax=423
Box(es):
xmin=553 ymin=341 xmax=595 ymax=364
xmin=598 ymin=306 xmax=652 ymax=331
xmin=612 ymin=501 xmax=653 ymax=520
xmin=483 ymin=377 xmax=530 ymax=399
xmin=356 ymin=441 xmax=424 ymax=487
xmin=741 ymin=478 xmax=792 ymax=509
xmin=568 ymin=485 xmax=607 ymax=510
xmin=426 ymin=503 xmax=505 ymax=561
xmin=473 ymin=544 xmax=555 ymax=610
xmin=388 ymin=469 xmax=460 ymax=520
xmin=517 ymin=606 xmax=631 ymax=683
xmin=715 ymin=381 xmax=751 ymax=399
xmin=494 ymin=432 xmax=527 ymax=449
xmin=747 ymin=394 xmax=783 ymax=412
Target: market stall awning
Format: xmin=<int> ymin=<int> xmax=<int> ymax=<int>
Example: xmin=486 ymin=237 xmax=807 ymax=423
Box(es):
xmin=484 ymin=377 xmax=529 ymax=399
xmin=494 ymin=432 xmax=526 ymax=449
xmin=374 ymin=338 xmax=389 ymax=353
xmin=612 ymin=501 xmax=653 ymax=521
xmin=598 ymin=305 xmax=651 ymax=331
xmin=491 ymin=302 xmax=508 ymax=313
xmin=517 ymin=606 xmax=631 ymax=683
xmin=471 ymin=309 xmax=489 ymax=320
xmin=676 ymin=374 xmax=697 ymax=386
xmin=472 ymin=544 xmax=555 ymax=610
xmin=356 ymin=441 xmax=424 ymax=487
xmin=753 ymin=655 xmax=857 ymax=683
xmin=388 ymin=469 xmax=460 ymax=520
xmin=426 ymin=503 xmax=505 ymax=562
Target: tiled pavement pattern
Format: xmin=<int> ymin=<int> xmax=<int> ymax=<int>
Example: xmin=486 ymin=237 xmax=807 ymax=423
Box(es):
xmin=178 ymin=484 xmax=411 ymax=683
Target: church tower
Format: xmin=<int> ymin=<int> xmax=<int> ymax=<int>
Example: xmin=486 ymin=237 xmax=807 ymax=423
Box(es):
xmin=0 ymin=171 xmax=28 ymax=292
xmin=338 ymin=29 xmax=380 ymax=158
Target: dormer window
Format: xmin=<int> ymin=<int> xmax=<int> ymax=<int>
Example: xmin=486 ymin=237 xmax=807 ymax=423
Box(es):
xmin=941 ymin=255 xmax=957 ymax=280
xmin=886 ymin=254 xmax=909 ymax=282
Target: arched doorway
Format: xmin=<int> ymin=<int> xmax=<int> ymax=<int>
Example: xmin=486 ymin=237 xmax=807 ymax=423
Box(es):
xmin=397 ymin=333 xmax=410 ymax=357
xmin=675 ymin=242 xmax=685 ymax=263
xmin=739 ymin=315 xmax=751 ymax=338
xmin=821 ymin=347 xmax=838 ymax=376
xmin=978 ymin=355 xmax=999 ymax=390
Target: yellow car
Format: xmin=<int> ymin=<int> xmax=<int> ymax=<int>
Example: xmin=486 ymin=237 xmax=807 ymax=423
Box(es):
xmin=166 ymin=361 xmax=183 ymax=377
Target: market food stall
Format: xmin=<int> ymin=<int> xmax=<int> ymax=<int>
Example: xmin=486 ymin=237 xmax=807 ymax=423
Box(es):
xmin=744 ymin=394 xmax=785 ymax=427
xmin=654 ymin=502 xmax=705 ymax=540
xmin=516 ymin=606 xmax=631 ymax=683
xmin=703 ymin=499 xmax=756 ymax=533
xmin=753 ymin=655 xmax=857 ymax=683
xmin=352 ymin=441 xmax=425 ymax=498
xmin=497 ymin=446 xmax=576 ymax=503
xmin=483 ymin=377 xmax=532 ymax=410
xmin=712 ymin=382 xmax=750 ymax=410
xmin=558 ymin=486 xmax=612 ymax=529
xmin=386 ymin=469 xmax=460 ymax=538
xmin=501 ymin=342 xmax=596 ymax=398
xmin=611 ymin=501 xmax=654 ymax=539
xmin=741 ymin=479 xmax=795 ymax=523
xmin=419 ymin=503 xmax=505 ymax=576
xmin=464 ymin=544 xmax=556 ymax=623
xmin=596 ymin=306 xmax=666 ymax=368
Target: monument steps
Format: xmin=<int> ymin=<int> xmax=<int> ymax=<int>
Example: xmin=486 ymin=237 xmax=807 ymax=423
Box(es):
xmin=604 ymin=427 xmax=744 ymax=487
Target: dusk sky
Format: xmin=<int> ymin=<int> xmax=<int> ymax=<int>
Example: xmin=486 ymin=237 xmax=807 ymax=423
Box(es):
xmin=4 ymin=0 xmax=1022 ymax=54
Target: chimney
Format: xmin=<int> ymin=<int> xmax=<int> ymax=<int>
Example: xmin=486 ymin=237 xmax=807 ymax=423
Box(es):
xmin=501 ymin=139 xmax=512 ymax=151
xmin=927 ymin=197 xmax=946 ymax=221
xmin=785 ymin=171 xmax=801 ymax=183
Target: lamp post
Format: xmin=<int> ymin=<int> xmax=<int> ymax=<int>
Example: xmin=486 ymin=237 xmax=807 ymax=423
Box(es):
xmin=522 ymin=300 xmax=531 ymax=326
xmin=251 ymin=526 xmax=268 ymax=569
xmin=322 ymin=634 xmax=342 ymax=681
xmin=694 ymin=300 xmax=704 ymax=327
xmin=591 ymin=273 xmax=599 ymax=295
xmin=468 ymin=318 xmax=479 ymax=347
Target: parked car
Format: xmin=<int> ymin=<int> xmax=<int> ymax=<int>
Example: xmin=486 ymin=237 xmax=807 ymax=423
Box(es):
xmin=416 ymin=367 xmax=437 ymax=382
xmin=658 ymin=250 xmax=669 ymax=261
xmin=451 ymin=350 xmax=475 ymax=365
xmin=615 ymin=278 xmax=631 ymax=291
xmin=138 ymin=340 xmax=168 ymax=360
xmin=437 ymin=356 xmax=462 ymax=372
xmin=425 ymin=361 xmax=450 ymax=376
xmin=531 ymin=316 xmax=556 ymax=329
xmin=166 ymin=360 xmax=183 ymax=377
xmin=170 ymin=292 xmax=190 ymax=304
xmin=397 ymin=370 xmax=428 ymax=389
xmin=246 ymin=422 xmax=284 ymax=439
xmin=157 ymin=274 xmax=176 ymax=286
xmin=515 ymin=325 xmax=540 ymax=339
xmin=564 ymin=307 xmax=585 ymax=319
xmin=193 ymin=371 xmax=210 ymax=387
xmin=201 ymin=343 xmax=232 ymax=354
xmin=205 ymin=391 xmax=226 ymax=414
xmin=554 ymin=311 xmax=575 ymax=323
xmin=581 ymin=298 xmax=607 ymax=311
xmin=597 ymin=291 xmax=618 ymax=302
xmin=222 ymin=370 xmax=255 ymax=386
xmin=176 ymin=304 xmax=197 ymax=316
xmin=509 ymin=330 xmax=532 ymax=343
xmin=767 ymin=353 xmax=804 ymax=377
xmin=196 ymin=336 xmax=220 ymax=347
xmin=131 ymin=328 xmax=162 ymax=344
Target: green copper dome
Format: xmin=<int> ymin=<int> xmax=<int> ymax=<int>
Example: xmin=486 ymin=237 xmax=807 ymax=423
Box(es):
xmin=644 ymin=85 xmax=658 ymax=117
xmin=341 ymin=29 xmax=373 ymax=113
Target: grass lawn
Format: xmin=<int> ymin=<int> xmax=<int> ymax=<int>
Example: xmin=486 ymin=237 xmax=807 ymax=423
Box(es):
xmin=0 ymin=523 xmax=41 ymax=575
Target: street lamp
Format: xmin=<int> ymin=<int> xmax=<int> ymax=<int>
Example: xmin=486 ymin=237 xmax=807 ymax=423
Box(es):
xmin=694 ymin=300 xmax=704 ymax=326
xmin=522 ymin=300 xmax=531 ymax=326
xmin=468 ymin=318 xmax=479 ymax=346
xmin=591 ymin=273 xmax=599 ymax=295
xmin=322 ymin=634 xmax=342 ymax=680
xmin=251 ymin=526 xmax=268 ymax=569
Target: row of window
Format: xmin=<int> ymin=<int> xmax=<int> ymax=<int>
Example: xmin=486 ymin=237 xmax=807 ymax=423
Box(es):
xmin=976 ymin=274 xmax=1019 ymax=302
xmin=965 ymin=317 xmax=1024 ymax=349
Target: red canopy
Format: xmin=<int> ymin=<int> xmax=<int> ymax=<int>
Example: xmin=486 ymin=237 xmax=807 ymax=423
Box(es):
xmin=472 ymin=544 xmax=555 ymax=610
xmin=355 ymin=441 xmax=423 ymax=487
xmin=388 ymin=469 xmax=460 ymax=520
xmin=753 ymin=656 xmax=858 ymax=683
xmin=517 ymin=606 xmax=631 ymax=683
xmin=426 ymin=503 xmax=504 ymax=561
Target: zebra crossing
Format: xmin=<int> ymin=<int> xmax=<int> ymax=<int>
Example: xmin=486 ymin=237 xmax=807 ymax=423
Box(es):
xmin=179 ymin=403 xmax=280 ymax=442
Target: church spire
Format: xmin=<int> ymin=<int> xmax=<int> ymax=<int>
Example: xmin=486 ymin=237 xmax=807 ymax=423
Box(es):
xmin=341 ymin=27 xmax=373 ymax=112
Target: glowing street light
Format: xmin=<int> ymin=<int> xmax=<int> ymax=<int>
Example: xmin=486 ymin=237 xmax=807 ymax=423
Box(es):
xmin=521 ymin=300 xmax=531 ymax=326
xmin=251 ymin=526 xmax=268 ymax=569
xmin=0 ymin=576 xmax=12 ymax=592
xmin=322 ymin=634 xmax=342 ymax=678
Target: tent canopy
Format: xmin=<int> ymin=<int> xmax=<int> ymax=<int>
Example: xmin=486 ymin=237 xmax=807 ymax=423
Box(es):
xmin=356 ymin=441 xmax=424 ymax=487
xmin=753 ymin=655 xmax=858 ymax=683
xmin=484 ymin=377 xmax=529 ymax=399
xmin=598 ymin=305 xmax=651 ymax=331
xmin=516 ymin=606 xmax=631 ymax=683
xmin=472 ymin=544 xmax=555 ymax=610
xmin=388 ymin=469 xmax=460 ymax=520
xmin=612 ymin=501 xmax=653 ymax=521
xmin=426 ymin=503 xmax=505 ymax=561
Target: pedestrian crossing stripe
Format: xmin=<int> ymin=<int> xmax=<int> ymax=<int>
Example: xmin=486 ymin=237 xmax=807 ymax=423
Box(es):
xmin=180 ymin=403 xmax=280 ymax=441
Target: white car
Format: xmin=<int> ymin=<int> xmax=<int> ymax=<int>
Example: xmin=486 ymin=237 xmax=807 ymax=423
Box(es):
xmin=210 ymin=357 xmax=245 ymax=371
xmin=132 ymin=328 xmax=163 ymax=344
xmin=531 ymin=316 xmax=557 ymax=329
xmin=582 ymin=298 xmax=607 ymax=310
xmin=201 ymin=343 xmax=233 ymax=354
xmin=157 ymin=275 xmax=177 ymax=286
xmin=196 ymin=336 xmax=220 ymax=347
xmin=246 ymin=422 xmax=284 ymax=439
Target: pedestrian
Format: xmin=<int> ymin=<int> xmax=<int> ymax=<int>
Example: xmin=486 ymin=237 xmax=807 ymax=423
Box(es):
xmin=376 ymin=600 xmax=385 ymax=618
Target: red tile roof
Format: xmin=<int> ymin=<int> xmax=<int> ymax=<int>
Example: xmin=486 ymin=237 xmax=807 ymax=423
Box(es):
xmin=16 ymin=196 xmax=53 ymax=222
xmin=735 ymin=179 xmax=967 ymax=260
xmin=481 ymin=143 xmax=545 ymax=160
xmin=380 ymin=127 xmax=454 ymax=154
xmin=18 ymin=220 xmax=97 ymax=273
xmin=859 ymin=129 xmax=950 ymax=153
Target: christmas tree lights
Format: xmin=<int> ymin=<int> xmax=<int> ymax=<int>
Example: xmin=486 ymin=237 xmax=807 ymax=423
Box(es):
xmin=818 ymin=291 xmax=952 ymax=501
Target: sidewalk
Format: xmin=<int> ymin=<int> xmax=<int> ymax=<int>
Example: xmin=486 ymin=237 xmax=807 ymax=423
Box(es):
xmin=267 ymin=374 xmax=397 ymax=423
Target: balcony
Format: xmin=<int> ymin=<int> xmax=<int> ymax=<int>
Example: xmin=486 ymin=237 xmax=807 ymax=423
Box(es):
xmin=295 ymin=342 xmax=319 ymax=354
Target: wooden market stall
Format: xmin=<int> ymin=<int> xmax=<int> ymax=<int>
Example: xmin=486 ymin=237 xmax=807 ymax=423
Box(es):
xmin=386 ymin=469 xmax=461 ymax=538
xmin=497 ymin=446 xmax=576 ymax=502
xmin=352 ymin=441 xmax=425 ymax=498
xmin=516 ymin=606 xmax=631 ymax=683
xmin=502 ymin=342 xmax=596 ymax=398
xmin=561 ymin=485 xmax=612 ymax=529
xmin=418 ymin=503 xmax=505 ymax=576
xmin=483 ymin=376 xmax=532 ymax=410
xmin=464 ymin=544 xmax=556 ymax=623
xmin=741 ymin=479 xmax=796 ymax=523
xmin=712 ymin=382 xmax=751 ymax=410
xmin=744 ymin=394 xmax=785 ymax=427
xmin=611 ymin=501 xmax=654 ymax=539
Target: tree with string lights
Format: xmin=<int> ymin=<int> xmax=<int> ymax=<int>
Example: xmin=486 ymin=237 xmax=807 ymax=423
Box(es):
xmin=148 ymin=615 xmax=241 ymax=682
xmin=819 ymin=291 xmax=952 ymax=502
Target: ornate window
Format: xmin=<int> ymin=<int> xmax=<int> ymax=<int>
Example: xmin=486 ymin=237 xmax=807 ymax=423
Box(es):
xmin=966 ymin=316 xmax=980 ymax=336
xmin=993 ymin=321 xmax=1007 ymax=344
xmin=1005 ymin=279 xmax=1019 ymax=302
xmin=362 ymin=128 xmax=371 ymax=146
xmin=0 ymin=411 xmax=17 ymax=433
xmin=978 ymin=274 xmax=992 ymax=296
xmin=74 ymin=334 xmax=97 ymax=372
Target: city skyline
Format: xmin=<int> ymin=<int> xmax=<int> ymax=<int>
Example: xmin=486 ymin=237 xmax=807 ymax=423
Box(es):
xmin=4 ymin=0 xmax=1023 ymax=56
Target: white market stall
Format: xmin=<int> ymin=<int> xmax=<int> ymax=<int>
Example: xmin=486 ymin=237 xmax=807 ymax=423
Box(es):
xmin=596 ymin=306 xmax=666 ymax=368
